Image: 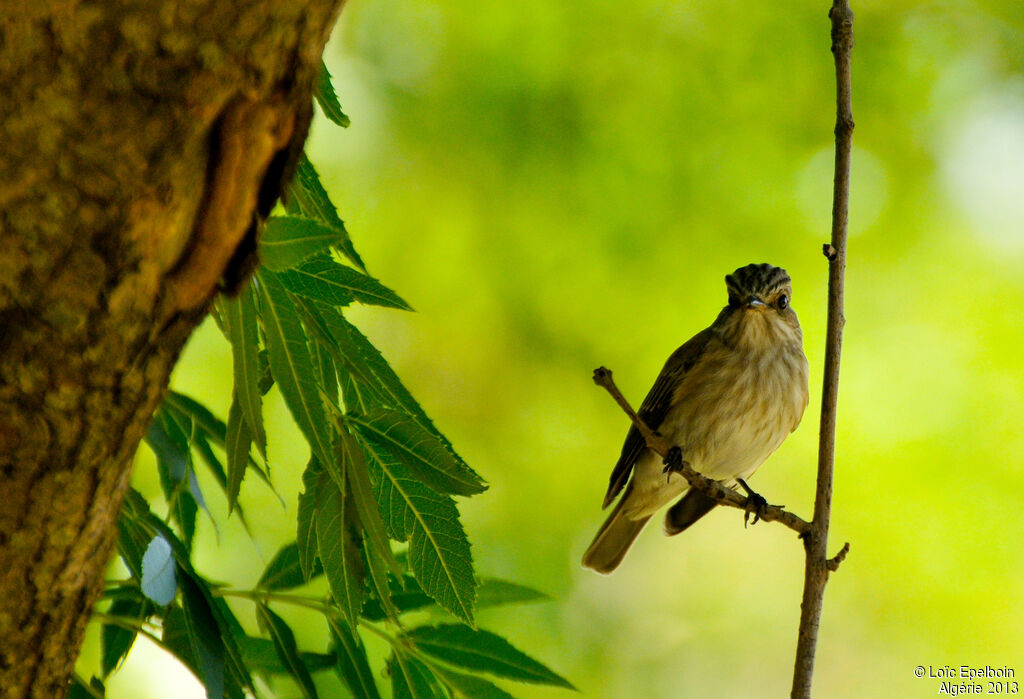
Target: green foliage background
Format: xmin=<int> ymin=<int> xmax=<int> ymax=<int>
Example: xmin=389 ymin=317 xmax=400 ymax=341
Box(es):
xmin=83 ymin=0 xmax=1024 ymax=696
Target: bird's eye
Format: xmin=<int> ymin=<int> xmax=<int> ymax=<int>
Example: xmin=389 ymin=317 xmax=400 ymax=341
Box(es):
xmin=777 ymin=294 xmax=789 ymax=310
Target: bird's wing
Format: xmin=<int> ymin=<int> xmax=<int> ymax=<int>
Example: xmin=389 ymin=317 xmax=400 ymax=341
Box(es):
xmin=602 ymin=327 xmax=715 ymax=508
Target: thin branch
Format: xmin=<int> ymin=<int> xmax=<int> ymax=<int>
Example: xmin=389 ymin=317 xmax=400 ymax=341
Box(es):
xmin=592 ymin=367 xmax=811 ymax=537
xmin=790 ymin=2 xmax=855 ymax=697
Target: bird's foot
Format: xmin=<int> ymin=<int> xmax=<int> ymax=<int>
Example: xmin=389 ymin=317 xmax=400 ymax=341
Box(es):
xmin=737 ymin=478 xmax=780 ymax=527
xmin=662 ymin=446 xmax=687 ymax=482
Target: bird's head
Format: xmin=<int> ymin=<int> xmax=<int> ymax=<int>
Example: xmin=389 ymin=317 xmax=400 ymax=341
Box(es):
xmin=719 ymin=263 xmax=801 ymax=349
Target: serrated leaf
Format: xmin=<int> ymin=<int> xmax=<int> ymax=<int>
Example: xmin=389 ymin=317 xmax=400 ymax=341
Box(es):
xmin=279 ymin=255 xmax=411 ymax=310
xmin=357 ymin=439 xmax=476 ymax=625
xmin=261 ymin=216 xmax=345 ymax=272
xmin=339 ymin=427 xmax=402 ymax=578
xmin=284 ymin=154 xmax=365 ymax=271
xmin=225 ymin=396 xmax=252 ymax=513
xmin=257 ymin=269 xmax=334 ymax=467
xmin=350 ymin=408 xmax=485 ymax=497
xmin=315 ymin=469 xmax=366 ymax=626
xmin=360 ymin=576 xmax=548 ymax=622
xmin=430 ymin=665 xmax=516 ymax=699
xmin=220 ymin=288 xmax=267 ymax=459
xmin=314 ymin=61 xmax=351 ymax=127
xmin=406 ymin=625 xmax=575 ymax=689
xmin=141 ymin=535 xmax=176 ymax=606
xmin=328 ymin=618 xmax=381 ymax=699
xmin=297 ymin=459 xmax=322 ymax=581
xmin=389 ymin=652 xmax=444 ymax=699
xmin=256 ymin=603 xmax=318 ymax=699
xmin=300 ymin=303 xmax=469 ymax=475
xmin=361 ymin=537 xmax=402 ymax=623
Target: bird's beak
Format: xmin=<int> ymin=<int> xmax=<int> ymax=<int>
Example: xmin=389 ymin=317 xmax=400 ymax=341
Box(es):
xmin=745 ymin=297 xmax=766 ymax=310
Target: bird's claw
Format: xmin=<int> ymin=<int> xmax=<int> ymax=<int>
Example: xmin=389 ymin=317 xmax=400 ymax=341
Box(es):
xmin=662 ymin=446 xmax=685 ymax=482
xmin=737 ymin=478 xmax=779 ymax=527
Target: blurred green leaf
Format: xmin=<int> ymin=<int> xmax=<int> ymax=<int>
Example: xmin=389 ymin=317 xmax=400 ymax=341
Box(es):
xmin=140 ymin=535 xmax=176 ymax=606
xmin=237 ymin=635 xmax=335 ymax=673
xmin=314 ymin=61 xmax=350 ymax=128
xmin=360 ymin=576 xmax=549 ymax=622
xmin=475 ymin=579 xmax=549 ymax=608
xmin=69 ymin=675 xmax=105 ymax=699
xmin=350 ymin=408 xmax=486 ymax=496
xmin=297 ymin=459 xmax=322 ymax=581
xmin=258 ymin=542 xmax=322 ymax=591
xmin=406 ymin=625 xmax=575 ymax=689
xmin=101 ymin=594 xmax=150 ymax=677
xmin=285 ymin=154 xmax=365 ymax=272
xmin=328 ymin=618 xmax=381 ymax=699
xmin=279 ymin=254 xmax=411 ymax=310
xmin=389 ymin=651 xmax=444 ymax=699
xmin=430 ymin=664 xmax=516 ymax=699
xmin=220 ymin=288 xmax=267 ymax=459
xmin=256 ymin=269 xmax=334 ymax=467
xmin=256 ymin=603 xmax=319 ymax=699
xmin=179 ymin=575 xmax=226 ymax=699
xmin=261 ymin=216 xmax=345 ymax=272
xmin=225 ymin=396 xmax=252 ymax=514
xmin=315 ymin=467 xmax=366 ymax=626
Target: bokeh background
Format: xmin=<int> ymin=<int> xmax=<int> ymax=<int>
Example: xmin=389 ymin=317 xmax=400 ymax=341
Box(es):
xmin=81 ymin=0 xmax=1024 ymax=696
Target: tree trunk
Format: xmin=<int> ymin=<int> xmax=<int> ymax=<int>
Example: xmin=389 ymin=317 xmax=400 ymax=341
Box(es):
xmin=0 ymin=2 xmax=343 ymax=695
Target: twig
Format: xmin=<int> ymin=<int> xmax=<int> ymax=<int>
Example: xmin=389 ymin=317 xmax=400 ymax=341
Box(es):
xmin=790 ymin=2 xmax=855 ymax=697
xmin=592 ymin=367 xmax=811 ymax=537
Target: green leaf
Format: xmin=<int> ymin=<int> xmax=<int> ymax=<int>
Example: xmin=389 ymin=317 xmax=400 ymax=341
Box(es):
xmin=285 ymin=154 xmax=365 ymax=272
xmin=101 ymin=594 xmax=150 ymax=677
xmin=302 ymin=304 xmax=469 ymax=475
xmin=179 ymin=575 xmax=226 ymax=699
xmin=261 ymin=216 xmax=345 ymax=272
xmin=225 ymin=396 xmax=252 ymax=513
xmin=69 ymin=675 xmax=106 ymax=699
xmin=357 ymin=439 xmax=476 ymax=625
xmin=475 ymin=579 xmax=549 ymax=608
xmin=258 ymin=542 xmax=322 ymax=591
xmin=314 ymin=61 xmax=351 ymax=127
xmin=361 ymin=537 xmax=402 ymax=623
xmin=406 ymin=625 xmax=575 ymax=689
xmin=339 ymin=426 xmax=402 ymax=578
xmin=297 ymin=459 xmax=322 ymax=581
xmin=256 ymin=269 xmax=334 ymax=467
xmin=279 ymin=255 xmax=411 ymax=311
xmin=328 ymin=618 xmax=381 ymax=699
xmin=350 ymin=408 xmax=486 ymax=497
xmin=237 ymin=635 xmax=335 ymax=674
xmin=220 ymin=288 xmax=267 ymax=459
xmin=389 ymin=652 xmax=444 ymax=699
xmin=256 ymin=603 xmax=319 ymax=699
xmin=140 ymin=534 xmax=176 ymax=606
xmin=315 ymin=468 xmax=366 ymax=626
xmin=360 ymin=576 xmax=548 ymax=622
xmin=430 ymin=665 xmax=516 ymax=699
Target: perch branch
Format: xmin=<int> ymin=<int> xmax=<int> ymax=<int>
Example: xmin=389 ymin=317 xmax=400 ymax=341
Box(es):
xmin=592 ymin=367 xmax=811 ymax=537
xmin=790 ymin=2 xmax=855 ymax=697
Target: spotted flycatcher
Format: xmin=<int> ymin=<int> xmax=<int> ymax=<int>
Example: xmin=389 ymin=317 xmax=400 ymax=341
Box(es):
xmin=583 ymin=263 xmax=810 ymax=574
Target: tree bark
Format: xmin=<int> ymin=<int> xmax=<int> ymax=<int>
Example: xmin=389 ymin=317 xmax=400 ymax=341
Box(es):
xmin=0 ymin=2 xmax=343 ymax=695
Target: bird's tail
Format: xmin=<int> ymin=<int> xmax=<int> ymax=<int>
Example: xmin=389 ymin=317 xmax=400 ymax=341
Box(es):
xmin=582 ymin=497 xmax=651 ymax=574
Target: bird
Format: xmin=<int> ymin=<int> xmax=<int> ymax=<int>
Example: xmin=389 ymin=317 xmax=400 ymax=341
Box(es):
xmin=582 ymin=263 xmax=810 ymax=574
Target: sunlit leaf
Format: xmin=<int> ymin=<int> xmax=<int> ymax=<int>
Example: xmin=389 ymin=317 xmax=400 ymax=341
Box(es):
xmin=256 ymin=603 xmax=319 ymax=699
xmin=225 ymin=396 xmax=252 ymax=513
xmin=261 ymin=216 xmax=345 ymax=272
xmin=406 ymin=625 xmax=575 ymax=689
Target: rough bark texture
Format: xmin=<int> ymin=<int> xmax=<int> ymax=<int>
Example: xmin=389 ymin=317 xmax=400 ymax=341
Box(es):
xmin=0 ymin=2 xmax=343 ymax=695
